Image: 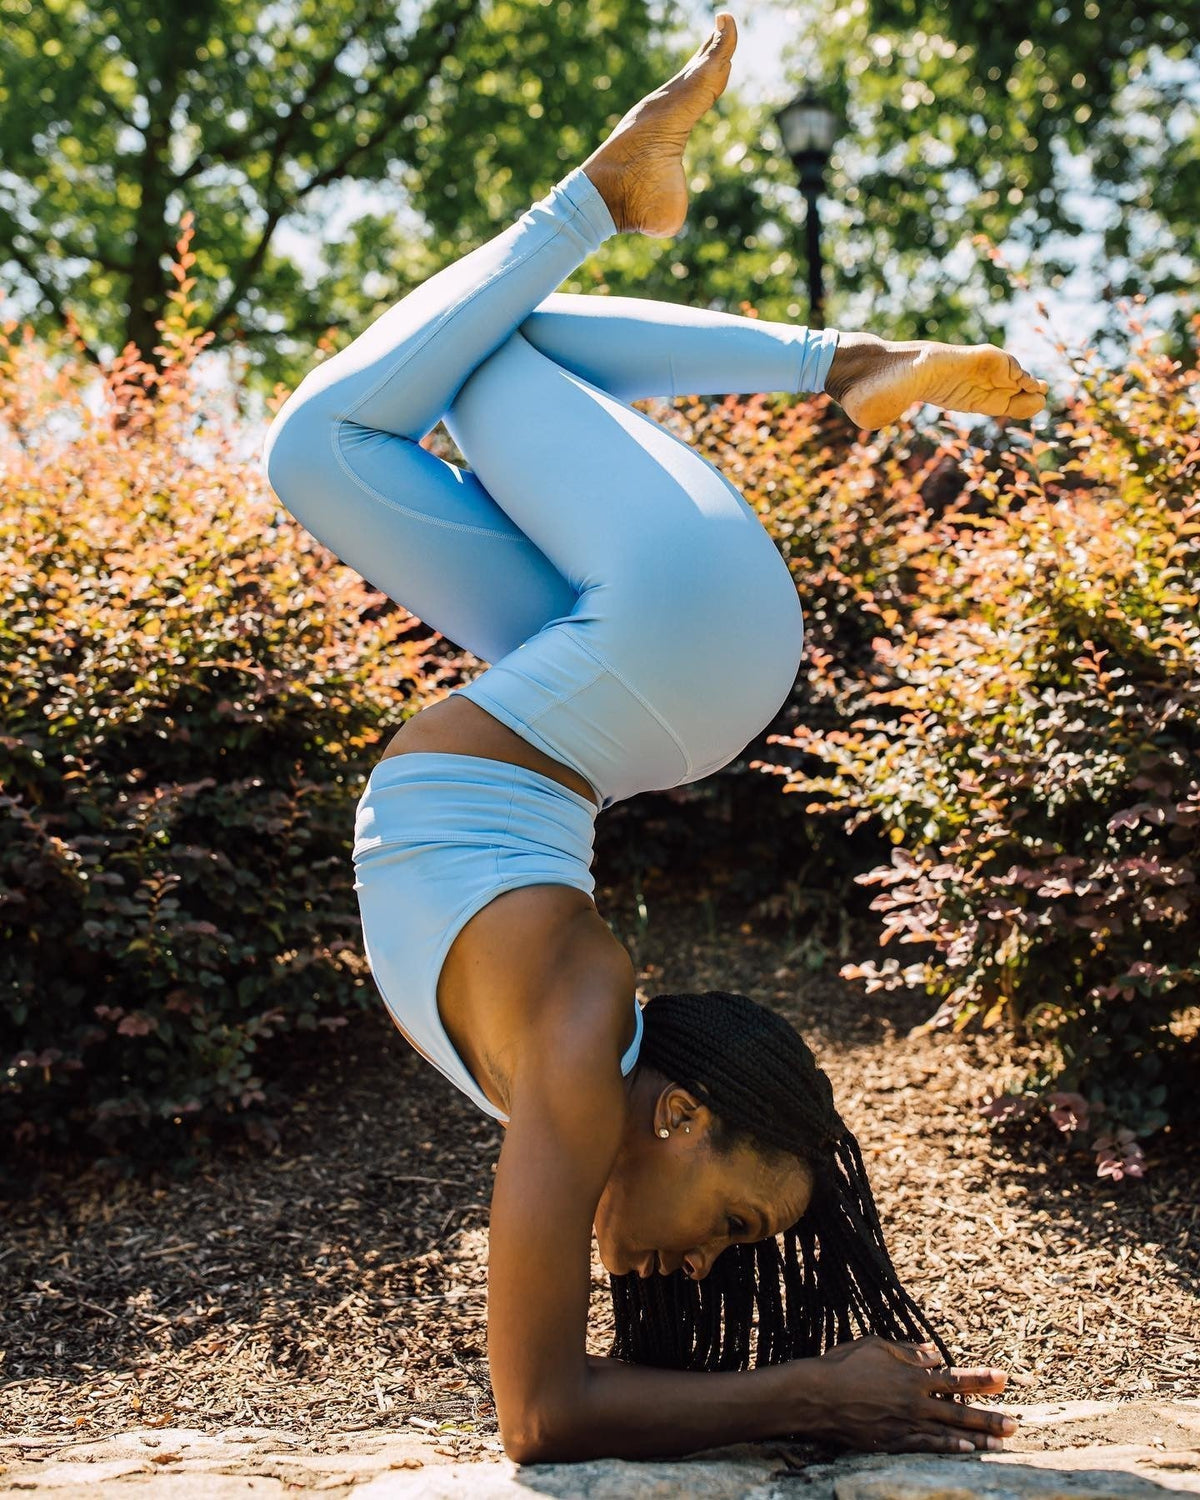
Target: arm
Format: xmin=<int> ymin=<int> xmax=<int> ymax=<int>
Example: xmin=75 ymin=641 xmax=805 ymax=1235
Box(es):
xmin=486 ymin=985 xmax=814 ymax=1462
xmin=483 ymin=942 xmax=800 ymax=1461
xmin=487 ymin=957 xmax=1015 ymax=1463
xmin=566 ymin=1349 xmax=1014 ymax=1463
xmin=567 ymin=1354 xmax=823 ymax=1461
xmin=484 ymin=986 xmax=619 ymax=1462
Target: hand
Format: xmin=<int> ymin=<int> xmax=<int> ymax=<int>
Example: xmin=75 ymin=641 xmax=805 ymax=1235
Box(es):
xmin=798 ymin=1335 xmax=1019 ymax=1454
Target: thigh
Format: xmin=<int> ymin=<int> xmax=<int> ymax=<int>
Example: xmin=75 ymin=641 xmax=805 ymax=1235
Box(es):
xmin=445 ymin=333 xmax=807 ymax=793
xmin=264 ymin=393 xmax=578 ymax=667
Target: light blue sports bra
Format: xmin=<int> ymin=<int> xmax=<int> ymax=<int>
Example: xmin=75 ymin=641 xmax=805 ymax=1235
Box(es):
xmin=353 ymin=750 xmax=645 ymax=1125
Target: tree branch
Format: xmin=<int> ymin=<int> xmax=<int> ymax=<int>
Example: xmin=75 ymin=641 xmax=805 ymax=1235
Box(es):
xmin=202 ymin=199 xmax=289 ymax=335
xmin=201 ymin=0 xmax=482 ymax=342
xmin=302 ymin=0 xmax=482 ymax=195
xmin=174 ymin=1 xmax=378 ymax=185
xmin=228 ymin=315 xmax=357 ymax=344
xmin=9 ymin=223 xmax=135 ymax=279
xmin=34 ymin=0 xmax=139 ymax=132
xmin=3 ymin=241 xmax=102 ymax=367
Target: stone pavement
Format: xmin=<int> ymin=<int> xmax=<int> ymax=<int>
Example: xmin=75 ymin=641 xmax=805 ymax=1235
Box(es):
xmin=2 ymin=1399 xmax=1198 ymax=1498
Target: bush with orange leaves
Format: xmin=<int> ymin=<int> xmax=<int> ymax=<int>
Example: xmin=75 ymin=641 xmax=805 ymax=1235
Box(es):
xmin=0 ymin=218 xmax=461 ymax=1174
xmin=641 ymin=293 xmax=1197 ymax=1180
xmin=747 ymin=303 xmax=1196 ymax=1180
xmin=3 ymin=211 xmax=1196 ymax=1189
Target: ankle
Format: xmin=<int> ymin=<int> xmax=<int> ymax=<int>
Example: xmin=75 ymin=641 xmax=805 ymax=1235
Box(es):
xmin=581 ymin=162 xmax=630 ymax=234
xmin=823 ymin=331 xmax=888 ymax=404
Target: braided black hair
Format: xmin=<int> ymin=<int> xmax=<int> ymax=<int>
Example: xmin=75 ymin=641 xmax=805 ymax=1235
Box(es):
xmin=608 ymin=990 xmax=957 ymax=1373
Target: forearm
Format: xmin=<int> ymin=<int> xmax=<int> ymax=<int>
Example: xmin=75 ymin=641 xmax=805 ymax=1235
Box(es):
xmin=519 ymin=1353 xmax=825 ymax=1463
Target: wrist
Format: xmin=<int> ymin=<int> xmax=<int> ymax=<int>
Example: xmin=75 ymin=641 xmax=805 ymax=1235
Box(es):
xmin=767 ymin=1355 xmax=837 ymax=1441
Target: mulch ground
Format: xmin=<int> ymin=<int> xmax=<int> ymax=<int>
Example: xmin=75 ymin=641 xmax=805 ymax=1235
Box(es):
xmin=3 ymin=870 xmax=1198 ymax=1459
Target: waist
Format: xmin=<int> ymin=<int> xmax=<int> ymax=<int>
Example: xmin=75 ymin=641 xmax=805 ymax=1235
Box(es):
xmin=380 ymin=695 xmax=602 ymax=810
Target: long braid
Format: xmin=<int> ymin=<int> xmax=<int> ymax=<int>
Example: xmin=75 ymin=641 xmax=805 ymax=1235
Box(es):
xmin=608 ymin=991 xmax=958 ymax=1381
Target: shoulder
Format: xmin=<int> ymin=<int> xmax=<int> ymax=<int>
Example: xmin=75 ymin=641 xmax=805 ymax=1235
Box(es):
xmin=480 ymin=885 xmax=635 ymax=1051
xmin=507 ymin=902 xmax=637 ymax=1125
xmin=485 ymin=918 xmax=635 ymax=1454
xmin=543 ymin=902 xmax=637 ymax=1058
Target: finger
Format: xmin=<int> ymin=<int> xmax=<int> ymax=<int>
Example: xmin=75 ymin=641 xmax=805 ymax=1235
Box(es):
xmin=896 ymin=1431 xmax=988 ymax=1455
xmin=893 ymin=1340 xmax=941 ymax=1366
xmin=927 ymin=1366 xmax=1009 ymax=1396
xmin=898 ymin=1347 xmax=944 ymax=1369
xmin=919 ymin=1396 xmax=1020 ymax=1439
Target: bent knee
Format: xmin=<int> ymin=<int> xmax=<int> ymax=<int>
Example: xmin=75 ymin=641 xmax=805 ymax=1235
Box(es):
xmin=262 ymin=381 xmax=326 ymax=501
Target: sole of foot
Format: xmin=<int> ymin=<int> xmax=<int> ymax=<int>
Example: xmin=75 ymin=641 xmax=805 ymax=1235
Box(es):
xmin=832 ymin=340 xmax=1050 ymax=427
xmin=581 ymin=12 xmax=737 ymax=237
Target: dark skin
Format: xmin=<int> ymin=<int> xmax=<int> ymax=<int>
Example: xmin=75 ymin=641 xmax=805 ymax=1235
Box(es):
xmin=370 ymin=13 xmax=1025 ymax=1455
xmin=377 ymin=703 xmax=1019 ymax=1463
xmin=591 ymin=1076 xmax=813 ymax=1282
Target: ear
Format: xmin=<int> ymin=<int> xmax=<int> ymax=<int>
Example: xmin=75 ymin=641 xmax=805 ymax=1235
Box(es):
xmin=653 ymin=1085 xmax=713 ymax=1139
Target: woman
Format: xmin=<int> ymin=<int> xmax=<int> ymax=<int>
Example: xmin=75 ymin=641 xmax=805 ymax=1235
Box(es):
xmin=263 ymin=13 xmax=1043 ymax=1463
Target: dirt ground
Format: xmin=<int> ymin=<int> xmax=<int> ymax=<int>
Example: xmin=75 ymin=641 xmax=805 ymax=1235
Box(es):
xmin=2 ymin=869 xmax=1198 ymax=1461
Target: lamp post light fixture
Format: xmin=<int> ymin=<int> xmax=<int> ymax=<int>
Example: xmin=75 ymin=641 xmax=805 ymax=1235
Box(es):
xmin=774 ymin=88 xmax=841 ymax=329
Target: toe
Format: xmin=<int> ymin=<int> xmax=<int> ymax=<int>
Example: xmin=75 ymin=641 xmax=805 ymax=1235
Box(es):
xmin=977 ymin=346 xmax=1024 ymax=390
xmin=1002 ymin=350 xmax=1026 ymax=387
xmin=1006 ymin=391 xmax=1046 ymax=420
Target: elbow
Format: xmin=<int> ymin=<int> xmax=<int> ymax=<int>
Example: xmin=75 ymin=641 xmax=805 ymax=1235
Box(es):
xmin=497 ymin=1365 xmax=597 ymax=1463
xmin=500 ymin=1408 xmax=580 ymax=1466
xmin=501 ymin=1431 xmax=545 ymax=1466
xmin=501 ymin=1424 xmax=561 ymax=1466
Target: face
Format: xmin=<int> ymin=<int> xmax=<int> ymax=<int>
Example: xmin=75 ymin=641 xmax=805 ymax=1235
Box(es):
xmin=593 ymin=1074 xmax=814 ymax=1281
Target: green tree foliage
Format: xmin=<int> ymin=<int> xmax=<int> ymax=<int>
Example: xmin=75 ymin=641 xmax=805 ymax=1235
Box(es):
xmin=796 ymin=0 xmax=1198 ymax=353
xmin=4 ymin=0 xmax=1195 ymax=404
xmin=0 ymin=0 xmax=752 ymax=396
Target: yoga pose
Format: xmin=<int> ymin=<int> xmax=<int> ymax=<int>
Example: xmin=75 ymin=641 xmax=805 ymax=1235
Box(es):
xmin=263 ymin=13 xmax=1042 ymax=1463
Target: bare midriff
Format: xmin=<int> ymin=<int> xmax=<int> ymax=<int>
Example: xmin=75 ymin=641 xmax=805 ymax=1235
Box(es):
xmin=378 ymin=694 xmax=602 ymax=812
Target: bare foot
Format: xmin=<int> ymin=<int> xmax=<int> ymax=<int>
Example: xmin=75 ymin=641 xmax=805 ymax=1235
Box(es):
xmin=825 ymin=331 xmax=1050 ymax=428
xmin=581 ymin=12 xmax=737 ymax=237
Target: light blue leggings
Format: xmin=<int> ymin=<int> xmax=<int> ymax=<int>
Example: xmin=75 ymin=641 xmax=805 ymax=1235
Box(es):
xmin=262 ymin=166 xmax=840 ymax=811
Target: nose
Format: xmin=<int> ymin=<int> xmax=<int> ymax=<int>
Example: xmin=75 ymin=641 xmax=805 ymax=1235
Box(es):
xmin=683 ymin=1248 xmax=715 ymax=1282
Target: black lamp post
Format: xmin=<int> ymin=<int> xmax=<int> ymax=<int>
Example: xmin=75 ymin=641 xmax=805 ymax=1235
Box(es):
xmin=774 ymin=88 xmax=841 ymax=329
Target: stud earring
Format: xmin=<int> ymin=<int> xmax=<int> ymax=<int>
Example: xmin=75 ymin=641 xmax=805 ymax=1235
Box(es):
xmin=684 ymin=1125 xmax=691 ymax=1134
xmin=657 ymin=1127 xmax=670 ymax=1138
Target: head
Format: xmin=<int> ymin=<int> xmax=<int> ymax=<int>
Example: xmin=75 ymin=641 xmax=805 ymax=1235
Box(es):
xmin=595 ymin=990 xmax=955 ymax=1372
